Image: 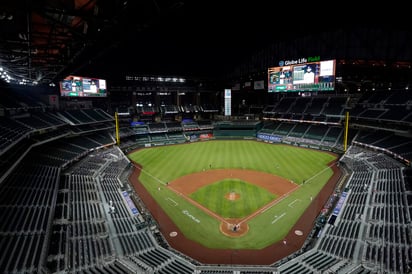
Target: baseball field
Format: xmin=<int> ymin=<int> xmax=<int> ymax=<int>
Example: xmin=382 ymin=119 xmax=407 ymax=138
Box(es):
xmin=128 ymin=140 xmax=338 ymax=253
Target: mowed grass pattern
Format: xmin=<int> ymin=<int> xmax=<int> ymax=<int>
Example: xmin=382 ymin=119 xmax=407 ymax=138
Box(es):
xmin=129 ymin=140 xmax=334 ymax=184
xmin=190 ymin=179 xmax=276 ymax=218
xmin=128 ymin=140 xmax=338 ymax=249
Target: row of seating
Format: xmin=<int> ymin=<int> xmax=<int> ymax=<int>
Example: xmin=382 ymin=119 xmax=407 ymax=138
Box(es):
xmin=0 ymin=162 xmax=60 ymax=273
xmin=277 ymin=146 xmax=411 ymax=274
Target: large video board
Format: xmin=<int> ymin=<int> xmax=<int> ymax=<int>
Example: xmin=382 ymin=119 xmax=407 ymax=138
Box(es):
xmin=59 ymin=75 xmax=107 ymax=97
xmin=268 ymin=59 xmax=335 ymax=93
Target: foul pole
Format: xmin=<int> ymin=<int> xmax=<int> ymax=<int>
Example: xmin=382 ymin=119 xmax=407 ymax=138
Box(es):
xmin=115 ymin=112 xmax=120 ymax=145
xmin=343 ymin=111 xmax=349 ymax=152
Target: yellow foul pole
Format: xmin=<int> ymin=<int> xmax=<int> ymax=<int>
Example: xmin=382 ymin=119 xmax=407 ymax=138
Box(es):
xmin=115 ymin=112 xmax=120 ymax=145
xmin=344 ymin=111 xmax=349 ymax=152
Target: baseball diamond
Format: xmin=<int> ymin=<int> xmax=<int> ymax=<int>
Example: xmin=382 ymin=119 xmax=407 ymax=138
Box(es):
xmin=128 ymin=140 xmax=341 ymax=265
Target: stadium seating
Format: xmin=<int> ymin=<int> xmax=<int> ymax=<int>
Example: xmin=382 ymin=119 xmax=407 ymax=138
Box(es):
xmin=0 ymin=92 xmax=411 ymax=273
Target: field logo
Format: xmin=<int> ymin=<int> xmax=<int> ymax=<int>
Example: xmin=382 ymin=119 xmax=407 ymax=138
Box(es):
xmin=182 ymin=210 xmax=200 ymax=223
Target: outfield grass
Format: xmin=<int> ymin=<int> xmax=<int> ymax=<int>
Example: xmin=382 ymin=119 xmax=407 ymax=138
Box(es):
xmin=128 ymin=140 xmax=337 ymax=249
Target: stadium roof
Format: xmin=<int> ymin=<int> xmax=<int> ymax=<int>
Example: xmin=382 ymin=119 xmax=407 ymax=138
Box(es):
xmin=0 ymin=1 xmax=410 ymax=86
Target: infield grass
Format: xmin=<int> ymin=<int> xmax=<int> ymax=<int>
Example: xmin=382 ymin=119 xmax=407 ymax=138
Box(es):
xmin=190 ymin=179 xmax=277 ymax=218
xmin=128 ymin=140 xmax=338 ymax=249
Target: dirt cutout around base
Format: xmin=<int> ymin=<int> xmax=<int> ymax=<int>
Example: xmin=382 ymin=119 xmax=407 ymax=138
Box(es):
xmin=220 ymin=218 xmax=249 ymax=237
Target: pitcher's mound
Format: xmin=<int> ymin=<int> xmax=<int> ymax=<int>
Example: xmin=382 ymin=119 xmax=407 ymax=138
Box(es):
xmin=225 ymin=192 xmax=240 ymax=201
